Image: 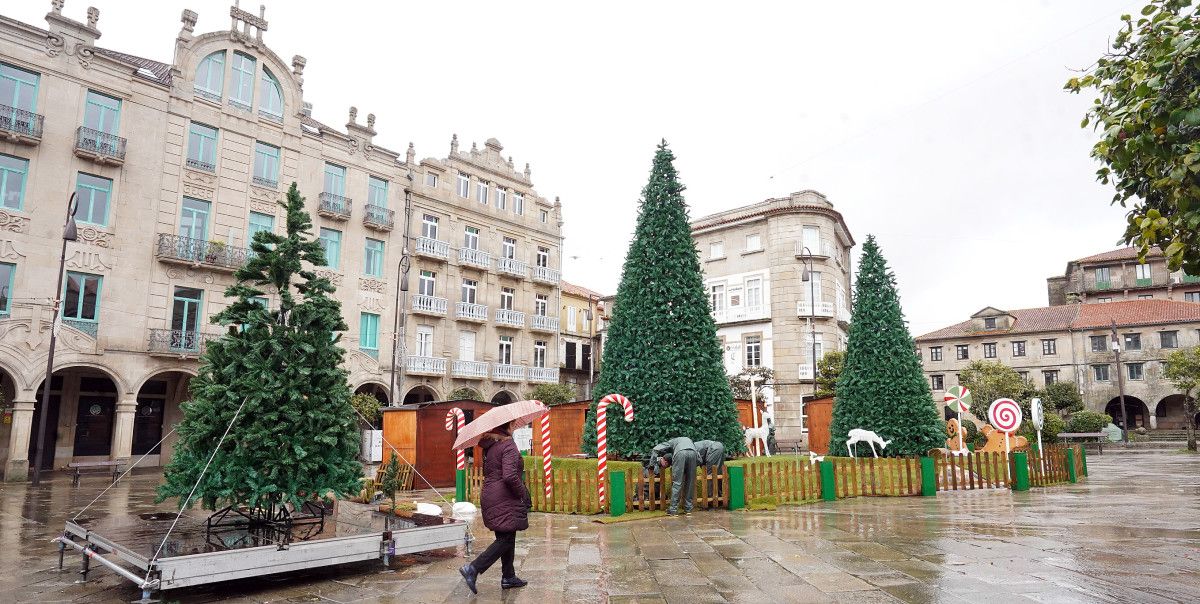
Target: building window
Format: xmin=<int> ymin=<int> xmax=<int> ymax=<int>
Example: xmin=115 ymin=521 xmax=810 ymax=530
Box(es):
xmin=83 ymin=90 xmax=121 ymax=134
xmin=710 ymin=241 xmax=724 ymax=259
xmin=364 ymin=238 xmax=384 ymax=277
xmin=1186 ymin=292 xmax=1200 ymax=303
xmin=1138 ymin=294 xmax=1153 ymax=299
xmin=746 ymin=234 xmax=762 ymax=252
xmin=1095 ymin=266 xmax=1111 ymax=286
xmin=1124 ymin=333 xmax=1141 ymax=351
xmin=0 ymin=262 xmax=13 ymax=315
xmin=186 ymin=122 xmax=218 ymax=172
xmin=536 ymin=246 xmax=550 ymax=268
xmin=983 ymin=317 xmax=997 ymax=330
xmin=170 ymin=287 xmax=203 ymax=338
xmin=513 ymin=192 xmax=524 ymax=215
xmin=746 ymin=278 xmax=763 ymax=309
xmin=359 ymin=313 xmax=379 ymax=356
xmin=476 ymin=181 xmax=488 ymax=204
xmin=259 ymin=67 xmax=283 ymax=118
xmin=324 ymin=163 xmax=346 ymax=196
xmin=931 ymin=375 xmax=944 ymax=391
xmin=567 ymin=306 xmax=577 ymax=332
xmin=422 ymin=214 xmax=439 ymax=239
xmin=502 ymin=237 xmax=516 ymax=259
xmin=564 ymin=341 xmax=577 ymax=369
xmin=745 ymin=336 xmax=762 ymax=367
xmin=1018 ymin=371 xmax=1029 ymax=381
xmin=1161 ymin=331 xmax=1179 ymax=349
xmin=248 ymin=211 xmax=274 ymax=242
xmin=1043 ymin=370 xmax=1059 ymax=385
xmin=496 ymin=188 xmax=506 ymax=210
xmin=464 ymin=226 xmax=479 ymax=250
xmin=178 ymin=197 xmax=210 ymax=242
xmin=1097 ymin=297 xmax=1112 ymax=303
xmin=415 ymin=325 xmax=433 ymax=357
xmin=534 ymin=340 xmax=547 ymax=368
xmin=1093 ymin=364 xmax=1110 ymax=381
xmin=1136 ymin=263 xmax=1151 ymax=281
xmin=802 ymin=226 xmax=820 ymax=254
xmin=230 ymin=52 xmax=256 ymax=107
xmin=930 ymin=346 xmax=942 ymax=361
xmin=1 ymin=62 xmax=39 ymax=113
xmin=461 ymin=278 xmax=477 ymax=303
xmin=75 ymin=173 xmax=112 ymax=226
xmin=418 ymin=270 xmax=436 ymax=296
xmin=368 ymin=176 xmax=388 ymax=208
xmin=425 ymin=172 xmax=439 ymax=188
xmin=318 ymin=228 xmax=341 ymax=269
xmin=534 ymin=293 xmax=548 ymax=316
xmin=709 ymin=284 xmax=725 ymax=312
xmin=253 ymin=141 xmax=279 ymax=186
xmin=1012 ymin=341 xmax=1026 ymax=357
xmin=540 ymin=209 xmax=548 ymax=223
xmin=983 ymin=342 xmax=997 ymax=359
xmin=63 ymin=272 xmax=102 ymax=323
xmin=0 ymin=154 xmax=28 ymax=210
xmin=582 ymin=344 xmax=592 ymax=371
xmin=194 ymin=51 xmax=224 ymax=98
xmin=500 ymin=287 xmax=515 ymax=311
xmin=955 ymin=345 xmax=969 ymax=360
xmin=1090 ymin=335 xmax=1108 ymax=352
xmin=459 ymin=330 xmax=476 ymax=361
xmin=456 ymin=173 xmax=470 ymax=197
xmin=1041 ymin=339 xmax=1057 ymax=355
xmin=1127 ymin=362 xmax=1144 ymax=380
xmin=498 ymin=335 xmax=513 ymax=365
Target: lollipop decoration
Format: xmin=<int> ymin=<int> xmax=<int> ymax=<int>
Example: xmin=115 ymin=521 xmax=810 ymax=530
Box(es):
xmin=944 ymin=386 xmax=973 ymax=453
xmin=988 ymin=398 xmax=1023 ymax=481
xmin=539 ymin=406 xmax=553 ymax=499
xmin=1031 ymin=397 xmax=1045 ymax=474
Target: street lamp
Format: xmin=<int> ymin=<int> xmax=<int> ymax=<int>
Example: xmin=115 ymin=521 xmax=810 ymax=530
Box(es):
xmin=32 ymin=193 xmax=78 ymax=485
xmin=800 ymin=247 xmax=817 ymax=404
xmin=1110 ymin=320 xmax=1130 ymax=443
xmin=388 ymin=171 xmax=415 ymax=408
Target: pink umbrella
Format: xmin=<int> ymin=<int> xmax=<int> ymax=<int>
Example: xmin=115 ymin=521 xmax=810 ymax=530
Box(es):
xmin=451 ymin=400 xmax=548 ymax=450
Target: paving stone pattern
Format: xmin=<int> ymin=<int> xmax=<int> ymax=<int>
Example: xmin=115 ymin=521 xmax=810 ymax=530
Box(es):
xmin=1 ymin=451 xmax=1197 ymax=603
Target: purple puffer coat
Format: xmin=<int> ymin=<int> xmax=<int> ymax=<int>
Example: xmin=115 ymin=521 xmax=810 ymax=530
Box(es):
xmin=479 ymin=436 xmax=531 ymax=532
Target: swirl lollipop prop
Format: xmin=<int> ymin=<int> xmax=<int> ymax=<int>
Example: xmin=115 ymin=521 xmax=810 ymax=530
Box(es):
xmin=988 ymin=398 xmax=1023 ymax=481
xmin=1031 ymin=397 xmax=1045 ymax=475
xmin=944 ymin=386 xmax=972 ymax=453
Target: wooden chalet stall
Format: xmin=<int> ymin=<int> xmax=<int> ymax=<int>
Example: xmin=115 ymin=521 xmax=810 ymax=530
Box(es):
xmin=805 ymin=396 xmax=834 ymax=454
xmin=531 ymin=400 xmax=591 ymax=456
xmin=734 ymin=398 xmax=767 ymax=430
xmin=381 ymin=399 xmax=496 ymax=488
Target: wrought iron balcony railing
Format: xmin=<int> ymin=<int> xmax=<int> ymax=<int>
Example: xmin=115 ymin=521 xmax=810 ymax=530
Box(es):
xmin=317 ymin=192 xmax=352 ymax=220
xmin=0 ymin=104 xmax=43 ymax=143
xmin=147 ymin=328 xmax=212 ymax=356
xmin=186 ymin=157 xmax=216 ymax=172
xmin=155 ymin=233 xmax=250 ymax=271
xmin=75 ymin=126 xmax=126 ymax=163
xmin=363 ymin=204 xmax=394 ymax=231
xmin=62 ymin=319 xmax=98 ymax=339
xmin=252 ymin=174 xmax=278 ymax=188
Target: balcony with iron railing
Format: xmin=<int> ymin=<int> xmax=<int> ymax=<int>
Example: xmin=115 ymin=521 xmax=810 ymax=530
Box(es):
xmin=456 ymin=302 xmax=488 ymax=322
xmin=317 ymin=192 xmax=352 ymax=220
xmin=62 ymin=319 xmax=98 ymax=339
xmin=363 ymin=204 xmax=394 ymax=231
xmin=532 ymin=266 xmax=560 ymax=284
xmin=252 ymin=174 xmax=278 ymax=189
xmin=495 ymin=257 xmax=527 ymax=279
xmin=0 ymin=105 xmax=43 ymax=144
xmin=528 ymin=367 xmax=559 ymax=383
xmin=836 ymin=304 xmax=851 ymax=324
xmin=74 ymin=126 xmax=126 ymax=165
xmin=495 ymin=308 xmax=525 ymax=328
xmin=147 ymin=328 xmax=213 ymax=357
xmin=155 ymin=233 xmax=250 ymax=272
xmin=406 ymin=355 xmax=447 ymax=376
xmin=452 ymin=360 xmax=489 ymax=379
xmin=411 ymin=294 xmax=448 ymax=316
xmin=185 ymin=156 xmax=215 ymax=173
xmin=493 ymin=364 xmax=525 ymax=382
xmin=459 ymin=247 xmax=491 ymax=270
xmin=530 ymin=314 xmax=559 ymax=332
xmin=415 ymin=237 xmax=450 ymax=260
xmin=796 ymin=300 xmax=835 ymax=318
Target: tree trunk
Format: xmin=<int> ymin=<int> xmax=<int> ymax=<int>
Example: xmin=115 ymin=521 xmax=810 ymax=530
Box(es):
xmin=1187 ymin=398 xmax=1197 ymax=452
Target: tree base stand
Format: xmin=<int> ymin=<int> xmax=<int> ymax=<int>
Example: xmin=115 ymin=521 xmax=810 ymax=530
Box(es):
xmin=206 ymin=499 xmax=329 ymax=549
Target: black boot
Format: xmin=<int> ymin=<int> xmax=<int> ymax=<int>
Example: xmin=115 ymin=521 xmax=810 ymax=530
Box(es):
xmin=459 ymin=564 xmax=479 ymax=594
xmin=501 ymin=576 xmax=528 ymax=589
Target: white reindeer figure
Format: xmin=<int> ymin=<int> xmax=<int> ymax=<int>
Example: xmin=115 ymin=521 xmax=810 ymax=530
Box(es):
xmin=845 ymin=429 xmax=891 ymax=458
xmin=744 ymin=426 xmax=771 ymax=457
xmin=808 ymin=451 xmax=825 ymax=464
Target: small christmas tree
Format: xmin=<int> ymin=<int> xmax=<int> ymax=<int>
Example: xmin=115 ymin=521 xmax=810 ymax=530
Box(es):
xmin=157 ymin=183 xmax=362 ymax=516
xmin=829 ymin=236 xmax=943 ymax=456
xmin=582 ymin=141 xmax=745 ymax=458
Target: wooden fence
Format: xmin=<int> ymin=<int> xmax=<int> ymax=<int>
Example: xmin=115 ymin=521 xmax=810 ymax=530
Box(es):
xmin=830 ymin=456 xmax=923 ymax=497
xmin=738 ymin=456 xmax=822 ymax=503
xmin=932 ymin=450 xmax=1012 ymax=491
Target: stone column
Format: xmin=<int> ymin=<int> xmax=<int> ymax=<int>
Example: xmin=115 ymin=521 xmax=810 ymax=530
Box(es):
xmin=111 ymin=398 xmax=137 ymax=461
xmin=3 ymin=396 xmax=37 ymax=481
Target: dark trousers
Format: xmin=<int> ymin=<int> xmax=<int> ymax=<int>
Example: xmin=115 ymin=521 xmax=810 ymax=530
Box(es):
xmin=471 ymin=530 xmax=516 ymax=578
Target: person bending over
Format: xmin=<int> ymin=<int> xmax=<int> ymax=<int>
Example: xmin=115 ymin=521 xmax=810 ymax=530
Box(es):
xmin=649 ymin=437 xmax=699 ymax=516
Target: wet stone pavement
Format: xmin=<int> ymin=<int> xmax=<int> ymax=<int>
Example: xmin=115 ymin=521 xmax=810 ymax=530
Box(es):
xmin=1 ymin=451 xmax=1198 ymax=603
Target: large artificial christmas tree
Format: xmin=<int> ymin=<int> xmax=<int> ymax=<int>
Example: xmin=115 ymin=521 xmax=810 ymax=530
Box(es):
xmin=582 ymin=141 xmax=744 ymax=458
xmin=829 ymin=236 xmax=944 ymax=456
xmin=157 ymin=183 xmax=362 ymax=518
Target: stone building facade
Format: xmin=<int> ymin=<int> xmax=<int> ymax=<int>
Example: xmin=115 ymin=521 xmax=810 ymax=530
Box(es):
xmin=690 ymin=191 xmax=855 ymax=441
xmin=915 ymin=300 xmax=1200 ymax=430
xmin=1047 ymin=247 xmax=1200 ymax=305
xmin=0 ymin=3 xmax=562 ymax=480
xmin=559 ymin=280 xmax=605 ymax=400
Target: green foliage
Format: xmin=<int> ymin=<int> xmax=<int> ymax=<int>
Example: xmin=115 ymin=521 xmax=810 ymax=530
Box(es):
xmin=829 ymin=236 xmax=944 ymax=456
xmin=814 ymin=350 xmax=845 ymax=399
xmin=1162 ymin=346 xmax=1200 ymax=450
xmin=1039 ymin=381 xmax=1084 ymax=413
xmin=448 ymin=387 xmax=482 ymax=401
xmin=1067 ymin=1 xmax=1200 ymax=273
xmin=728 ymin=366 xmax=775 ymax=399
xmin=961 ymin=419 xmax=982 ymax=448
xmin=349 ymin=393 xmax=382 ymax=428
xmin=1021 ymin=412 xmax=1066 ymax=444
xmin=957 ymin=361 xmax=1036 ymax=420
xmin=1067 ymin=411 xmax=1113 ymax=433
xmin=157 ymin=183 xmax=361 ymax=510
xmin=582 ymin=142 xmax=745 ymax=458
xmin=528 ymin=383 xmax=576 ymax=406
xmin=380 ymin=454 xmax=403 ymax=510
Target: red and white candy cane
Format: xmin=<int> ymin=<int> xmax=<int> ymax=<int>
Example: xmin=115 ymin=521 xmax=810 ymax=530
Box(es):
xmin=445 ymin=407 xmax=466 ymax=470
xmin=596 ymin=393 xmax=634 ymax=507
xmin=538 ymin=404 xmax=553 ymax=499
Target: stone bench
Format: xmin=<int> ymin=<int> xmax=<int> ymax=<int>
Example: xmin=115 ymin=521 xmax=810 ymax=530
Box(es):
xmin=774 ymin=439 xmax=805 ymax=454
xmin=67 ymin=460 xmax=124 ymax=487
xmin=1058 ymin=432 xmax=1106 ymax=454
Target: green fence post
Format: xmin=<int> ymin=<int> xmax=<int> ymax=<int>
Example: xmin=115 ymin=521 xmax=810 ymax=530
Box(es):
xmin=920 ymin=457 xmax=936 ymax=497
xmin=455 ymin=469 xmax=466 ymax=502
xmin=1065 ymin=448 xmax=1077 ymax=483
xmin=820 ymin=460 xmax=836 ymax=501
xmin=609 ymin=470 xmax=626 ymax=517
xmin=1012 ymin=452 xmax=1030 ymax=491
xmin=1080 ymin=446 xmax=1088 ymax=477
xmin=728 ymin=466 xmax=745 ymax=510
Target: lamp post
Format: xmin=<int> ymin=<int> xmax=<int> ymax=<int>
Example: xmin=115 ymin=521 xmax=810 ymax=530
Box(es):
xmin=32 ymin=193 xmax=78 ymax=485
xmin=585 ymin=302 xmax=595 ymax=399
xmin=1110 ymin=320 xmax=1129 ymax=443
xmin=800 ymin=247 xmax=818 ymax=411
xmin=388 ymin=171 xmax=414 ymax=407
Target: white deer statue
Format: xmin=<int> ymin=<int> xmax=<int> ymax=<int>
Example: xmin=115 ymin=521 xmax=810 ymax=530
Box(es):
xmin=808 ymin=451 xmax=825 ymax=464
xmin=744 ymin=426 xmax=771 ymax=457
xmin=845 ymin=429 xmax=891 ymax=458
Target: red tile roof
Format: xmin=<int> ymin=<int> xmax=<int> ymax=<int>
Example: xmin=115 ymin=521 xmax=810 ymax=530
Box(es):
xmin=917 ymin=299 xmax=1200 ymax=340
xmin=1074 ymin=246 xmax=1161 ymax=264
xmin=561 ymin=280 xmax=607 ymax=300
xmin=917 ymin=305 xmax=1080 ymax=340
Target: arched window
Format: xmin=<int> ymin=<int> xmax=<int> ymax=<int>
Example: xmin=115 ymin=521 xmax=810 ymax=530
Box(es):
xmin=229 ymin=51 xmax=256 ymax=108
xmin=194 ymin=51 xmax=225 ymax=100
xmin=259 ymin=67 xmax=283 ymax=120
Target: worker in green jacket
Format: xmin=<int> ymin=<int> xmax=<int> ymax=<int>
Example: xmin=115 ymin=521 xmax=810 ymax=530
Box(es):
xmin=648 ymin=437 xmax=699 ymax=515
xmin=694 ymin=440 xmax=725 ymax=468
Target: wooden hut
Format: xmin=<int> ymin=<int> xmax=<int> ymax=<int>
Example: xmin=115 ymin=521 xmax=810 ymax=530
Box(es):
xmin=531 ymin=400 xmax=591 ymax=456
xmin=804 ymin=396 xmax=834 ymax=454
xmin=381 ymin=399 xmax=496 ymax=488
xmin=734 ymin=398 xmax=767 ymax=429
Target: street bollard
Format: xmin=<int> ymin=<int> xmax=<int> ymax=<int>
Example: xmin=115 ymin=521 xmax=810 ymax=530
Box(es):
xmin=920 ymin=457 xmax=936 ymax=496
xmin=1066 ymin=448 xmax=1077 ymax=483
xmin=1012 ymin=452 xmax=1030 ymax=491
xmin=455 ymin=469 xmax=466 ymax=503
xmin=728 ymin=466 xmax=745 ymax=510
xmin=1080 ymin=447 xmax=1088 ymax=477
xmin=820 ymin=460 xmax=836 ymax=501
xmin=609 ymin=470 xmax=626 ymax=517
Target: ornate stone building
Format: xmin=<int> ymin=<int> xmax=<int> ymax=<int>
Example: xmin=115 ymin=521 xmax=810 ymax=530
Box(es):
xmin=1047 ymin=246 xmax=1200 ymax=305
xmin=0 ymin=3 xmax=562 ymax=480
xmin=559 ymin=280 xmax=605 ymax=400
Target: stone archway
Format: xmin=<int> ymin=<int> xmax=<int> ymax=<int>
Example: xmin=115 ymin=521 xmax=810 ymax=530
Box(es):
xmin=1106 ymin=396 xmax=1150 ymax=430
xmin=134 ymin=371 xmax=194 ymax=466
xmin=31 ymin=365 xmax=121 ymax=470
xmin=355 ymin=382 xmax=389 ymax=406
xmin=1156 ymin=394 xmax=1196 ymax=430
xmin=403 ymin=385 xmax=437 ymax=405
xmin=490 ymin=390 xmax=516 ymax=405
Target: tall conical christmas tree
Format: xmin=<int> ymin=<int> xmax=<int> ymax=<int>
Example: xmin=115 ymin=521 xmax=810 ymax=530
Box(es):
xmin=829 ymin=235 xmax=943 ymax=456
xmin=582 ymin=141 xmax=745 ymax=458
xmin=157 ymin=183 xmax=362 ymax=512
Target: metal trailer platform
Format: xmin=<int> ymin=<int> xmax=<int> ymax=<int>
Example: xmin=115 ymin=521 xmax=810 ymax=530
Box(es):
xmin=55 ymin=501 xmax=469 ymax=597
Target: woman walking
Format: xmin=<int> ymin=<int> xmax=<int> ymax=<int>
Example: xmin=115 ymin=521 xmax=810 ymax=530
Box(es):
xmin=459 ymin=420 xmax=531 ymax=594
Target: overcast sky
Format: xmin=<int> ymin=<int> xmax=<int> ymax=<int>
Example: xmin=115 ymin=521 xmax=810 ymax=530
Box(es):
xmin=14 ymin=0 xmax=1144 ymax=335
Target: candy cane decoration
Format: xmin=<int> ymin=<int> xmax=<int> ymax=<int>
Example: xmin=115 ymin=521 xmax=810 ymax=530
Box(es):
xmin=445 ymin=407 xmax=466 ymax=470
xmin=538 ymin=404 xmax=553 ymax=498
xmin=597 ymin=393 xmax=634 ymax=507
